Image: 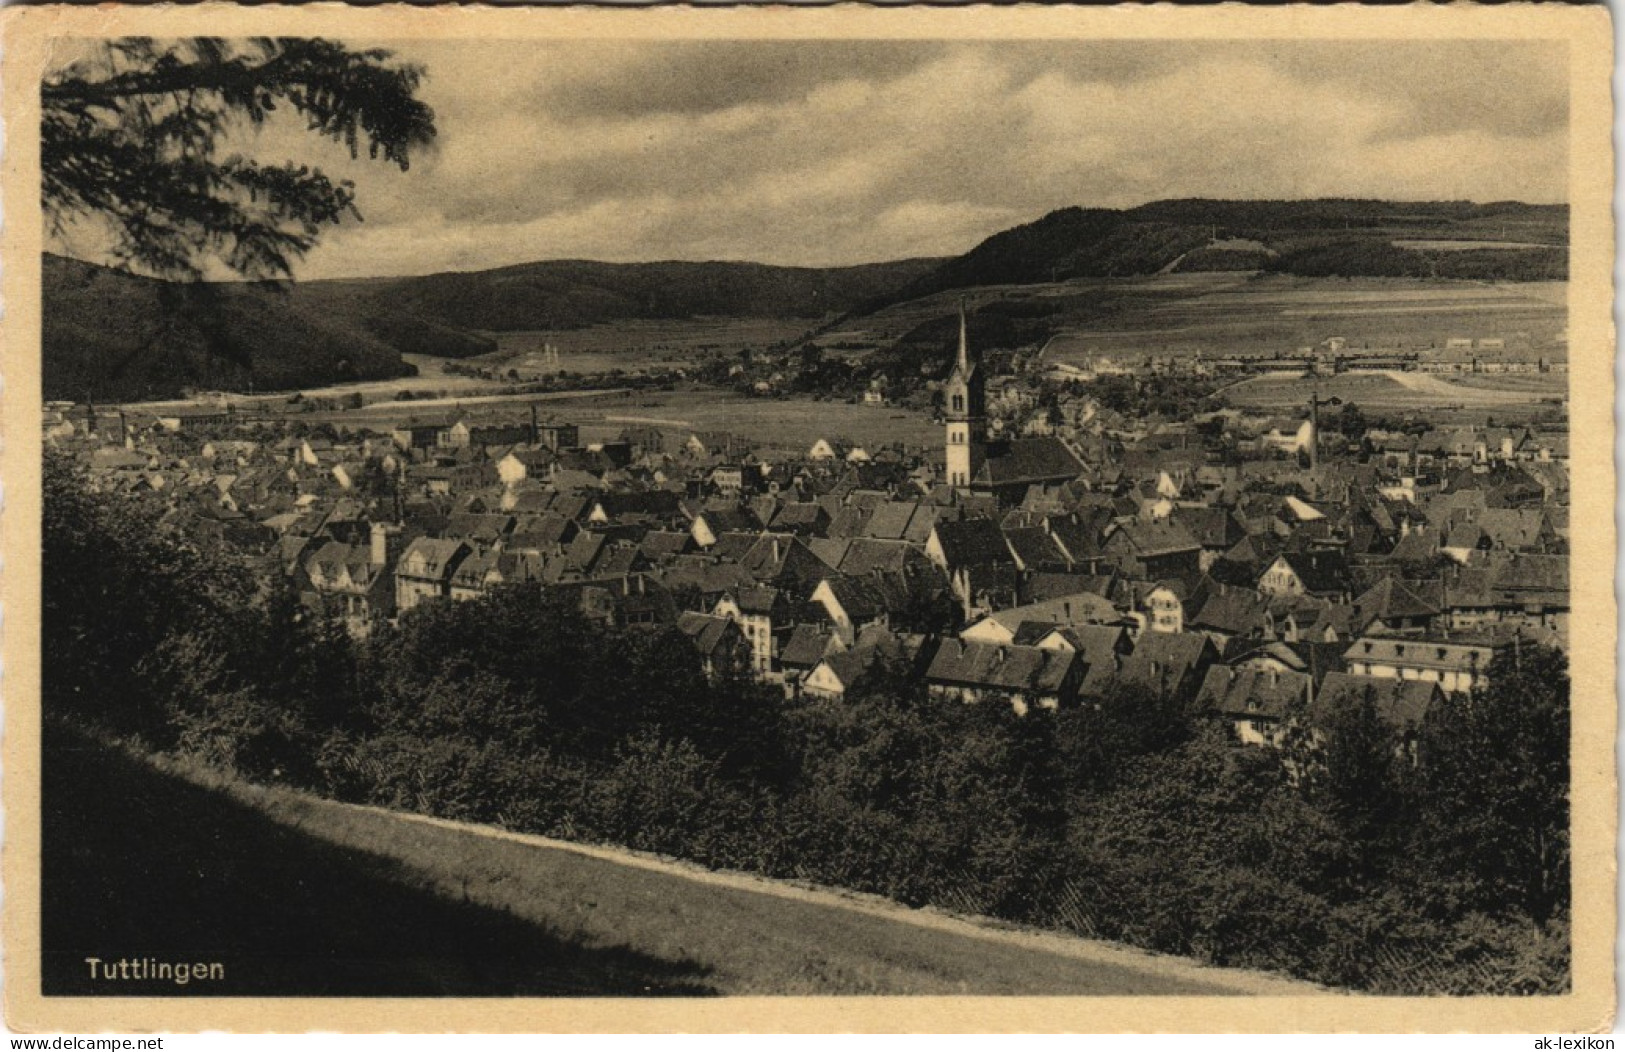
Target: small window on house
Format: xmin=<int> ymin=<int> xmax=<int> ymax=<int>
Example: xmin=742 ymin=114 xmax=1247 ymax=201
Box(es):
xmin=952 ymin=394 xmax=964 ymax=413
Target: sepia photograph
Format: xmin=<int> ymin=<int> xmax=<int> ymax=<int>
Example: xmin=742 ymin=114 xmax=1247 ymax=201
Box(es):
xmin=1 ymin=2 xmax=1614 ymax=1034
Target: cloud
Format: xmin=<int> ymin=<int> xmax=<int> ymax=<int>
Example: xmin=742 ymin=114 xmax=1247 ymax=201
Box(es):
xmin=524 ymin=40 xmax=953 ymax=122
xmin=42 ymin=38 xmax=1569 ymax=279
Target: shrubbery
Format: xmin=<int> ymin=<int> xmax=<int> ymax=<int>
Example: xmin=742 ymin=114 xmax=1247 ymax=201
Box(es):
xmin=43 ymin=454 xmax=1570 ymax=993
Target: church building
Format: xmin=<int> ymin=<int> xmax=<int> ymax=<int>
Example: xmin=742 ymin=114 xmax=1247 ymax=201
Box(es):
xmin=944 ymin=301 xmax=1089 ymax=504
xmin=943 ymin=302 xmax=987 ymax=489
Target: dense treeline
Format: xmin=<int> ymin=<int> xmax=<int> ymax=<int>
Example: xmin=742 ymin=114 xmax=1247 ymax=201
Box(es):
xmin=1264 ymin=240 xmax=1568 ymax=282
xmin=305 ymin=257 xmax=944 ymax=334
xmin=43 ymin=255 xmax=426 ymax=402
xmin=44 ymin=453 xmax=1569 ymax=993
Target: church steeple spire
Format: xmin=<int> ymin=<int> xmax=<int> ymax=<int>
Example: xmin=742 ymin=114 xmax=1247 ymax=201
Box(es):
xmin=957 ymin=297 xmax=970 ymax=374
xmin=944 ymin=297 xmax=985 ymax=491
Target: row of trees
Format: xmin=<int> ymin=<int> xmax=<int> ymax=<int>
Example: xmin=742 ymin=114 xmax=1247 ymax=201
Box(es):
xmin=43 ymin=452 xmax=1570 ymax=993
xmin=1264 ymin=239 xmax=1568 ymax=282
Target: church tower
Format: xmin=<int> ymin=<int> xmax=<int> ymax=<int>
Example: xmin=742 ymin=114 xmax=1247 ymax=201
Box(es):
xmin=943 ymin=299 xmax=986 ymax=489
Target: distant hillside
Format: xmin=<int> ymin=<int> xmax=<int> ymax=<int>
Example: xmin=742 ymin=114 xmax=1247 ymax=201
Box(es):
xmin=45 ymin=198 xmax=1564 ymax=402
xmin=888 ymin=199 xmax=1568 ymax=305
xmin=43 ymin=255 xmax=428 ymax=402
xmin=299 ymin=257 xmax=945 ymax=335
xmin=44 ymin=253 xmax=941 ymax=401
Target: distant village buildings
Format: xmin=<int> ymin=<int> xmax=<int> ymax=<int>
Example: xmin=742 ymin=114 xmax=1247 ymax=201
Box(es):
xmin=53 ymin=303 xmax=1568 ymax=752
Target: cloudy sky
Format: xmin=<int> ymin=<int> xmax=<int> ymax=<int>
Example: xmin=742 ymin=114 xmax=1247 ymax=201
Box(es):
xmin=53 ymin=38 xmax=1570 ymax=279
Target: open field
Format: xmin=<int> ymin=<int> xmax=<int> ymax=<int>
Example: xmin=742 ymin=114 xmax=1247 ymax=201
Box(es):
xmin=581 ymin=391 xmax=940 ymax=452
xmin=1040 ymin=276 xmax=1565 ymax=363
xmin=1393 ymin=240 xmax=1558 ymax=252
xmin=286 ymin=385 xmax=940 ymax=453
xmin=835 ymin=273 xmax=1564 ymax=371
xmin=1445 ymin=373 xmax=1569 ymax=393
xmin=480 ymin=319 xmax=816 ymax=375
xmin=830 ymin=273 xmax=1262 ymax=356
xmin=44 ymin=726 xmax=1311 ymax=997
xmin=1218 ymin=369 xmax=1567 ymax=410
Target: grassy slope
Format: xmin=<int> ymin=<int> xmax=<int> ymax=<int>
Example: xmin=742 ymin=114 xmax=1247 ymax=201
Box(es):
xmin=41 ymin=723 xmax=714 ymax=996
xmin=40 ymin=726 xmax=1301 ymax=996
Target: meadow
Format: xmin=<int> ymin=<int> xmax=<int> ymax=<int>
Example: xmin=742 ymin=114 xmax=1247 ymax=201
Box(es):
xmin=1218 ymin=370 xmax=1567 ymax=411
xmin=289 ymin=384 xmax=941 ymax=454
xmin=1041 ymin=275 xmax=1566 ymax=365
xmin=481 ymin=318 xmax=815 ymax=376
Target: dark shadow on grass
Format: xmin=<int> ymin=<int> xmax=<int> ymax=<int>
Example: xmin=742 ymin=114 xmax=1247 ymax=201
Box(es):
xmin=41 ymin=723 xmax=717 ymax=997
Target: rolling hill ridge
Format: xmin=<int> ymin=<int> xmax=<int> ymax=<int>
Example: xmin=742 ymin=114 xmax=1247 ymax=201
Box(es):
xmin=883 ymin=198 xmax=1568 ymax=307
xmin=44 ymin=198 xmax=1566 ymax=402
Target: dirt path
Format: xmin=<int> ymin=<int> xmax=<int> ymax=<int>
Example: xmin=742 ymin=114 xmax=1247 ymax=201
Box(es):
xmin=1376 ymin=369 xmax=1538 ymax=405
xmin=249 ymin=789 xmax=1322 ymax=996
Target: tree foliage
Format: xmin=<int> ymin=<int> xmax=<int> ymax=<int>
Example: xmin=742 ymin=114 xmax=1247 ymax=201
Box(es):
xmin=44 ymin=454 xmax=1571 ymax=993
xmin=1415 ymin=645 xmax=1570 ymax=923
xmin=43 ymin=37 xmax=435 ymax=279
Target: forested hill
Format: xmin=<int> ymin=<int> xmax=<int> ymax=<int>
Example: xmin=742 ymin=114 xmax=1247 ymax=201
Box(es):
xmin=44 ymin=253 xmax=943 ymax=401
xmin=294 ymin=257 xmax=945 ymax=333
xmin=883 ymin=198 xmax=1568 ymax=307
xmin=43 ymin=254 xmax=435 ymax=403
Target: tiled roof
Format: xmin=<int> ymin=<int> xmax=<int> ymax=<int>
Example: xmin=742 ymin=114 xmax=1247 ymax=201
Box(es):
xmin=1354 ymin=576 xmax=1441 ymax=622
xmin=1045 ymin=509 xmax=1112 ymax=562
xmin=1117 ymin=631 xmax=1215 ymax=692
xmin=1035 ymin=623 xmax=1128 ymax=695
xmin=398 ymin=537 xmax=470 ymax=581
xmin=973 ymin=437 xmax=1087 ymax=486
xmin=863 ymin=501 xmax=917 ymax=541
xmin=932 ymin=518 xmax=1014 ymax=568
xmin=1172 ymin=506 xmax=1248 ymax=550
xmin=451 ymin=549 xmax=504 ymax=589
xmin=1109 ymin=520 xmax=1202 ymax=558
xmin=639 ymin=530 xmax=694 ymax=560
xmin=1197 ymin=665 xmax=1311 ymax=721
xmin=780 ymin=624 xmax=842 ymax=669
xmin=1191 ymin=587 xmax=1271 ymax=636
xmin=1311 ymin=671 xmax=1439 ymax=729
xmin=1002 ymin=526 xmax=1070 ymax=571
xmin=677 ymin=612 xmax=738 ymax=658
xmin=1343 ymin=635 xmax=1503 ymax=672
xmin=597 ymin=490 xmax=687 ymax=521
xmin=1023 ymin=571 xmax=1116 ymax=604
xmin=838 ymin=538 xmax=920 ymax=576
xmin=1275 ymin=551 xmax=1353 ymax=595
xmin=926 ymin=639 xmax=1077 ymax=695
